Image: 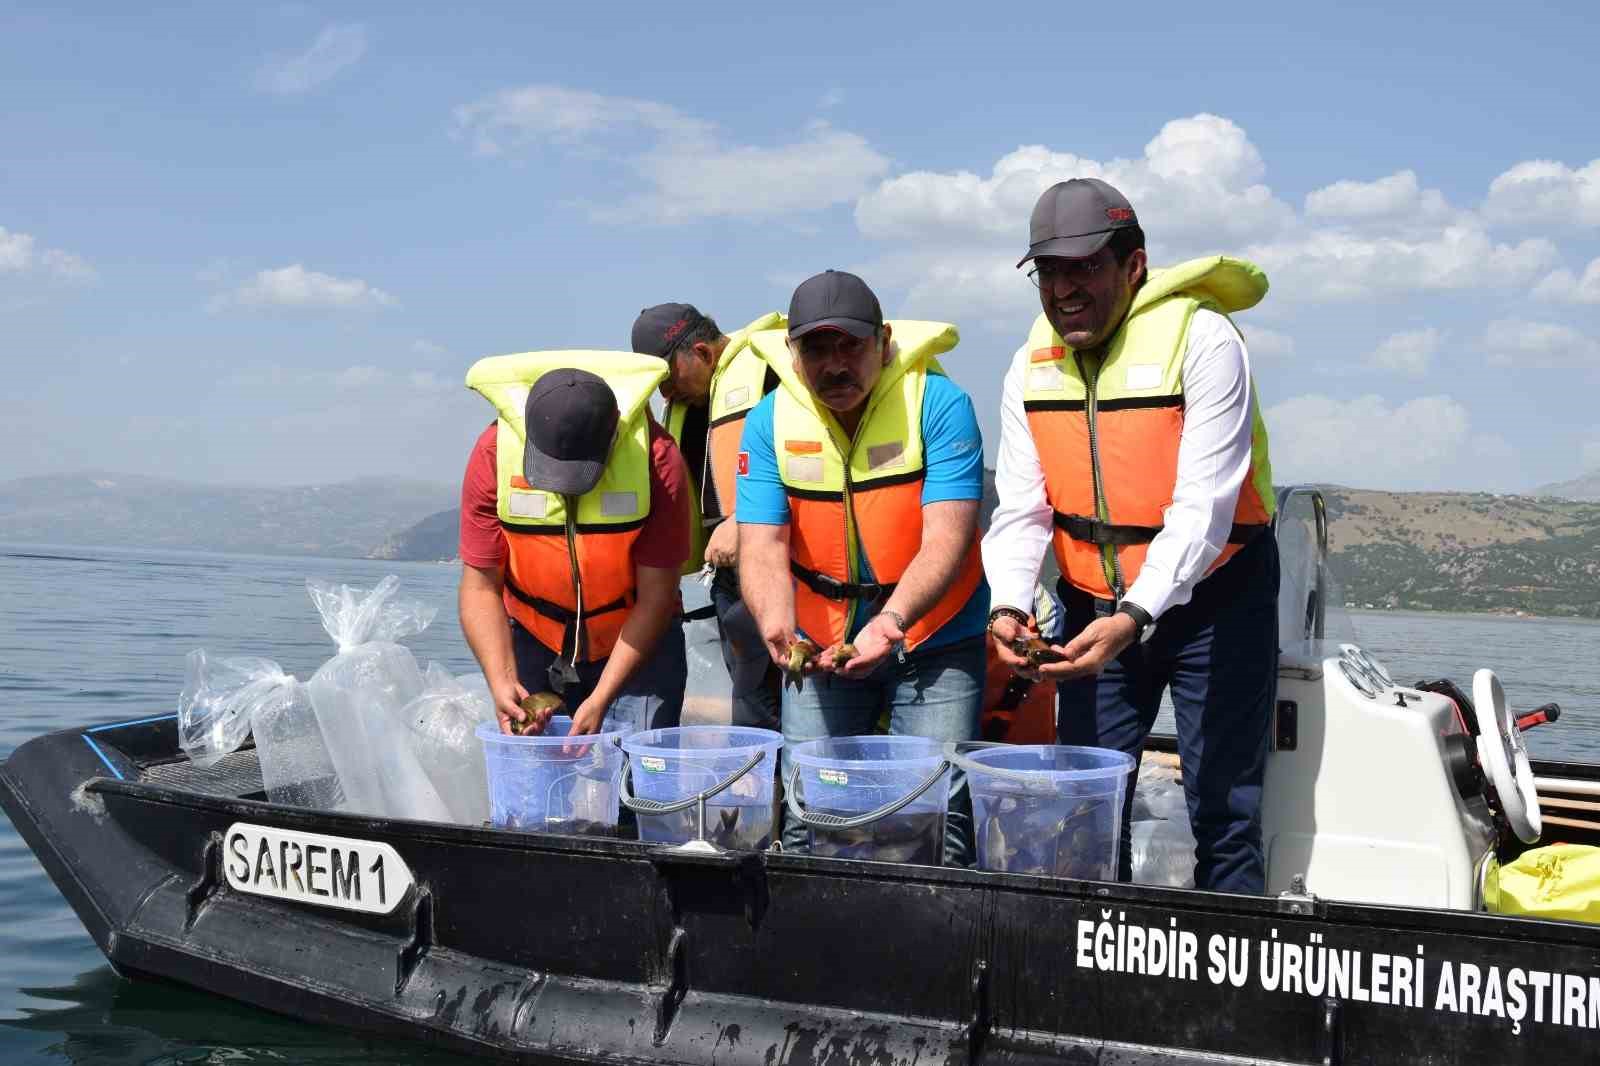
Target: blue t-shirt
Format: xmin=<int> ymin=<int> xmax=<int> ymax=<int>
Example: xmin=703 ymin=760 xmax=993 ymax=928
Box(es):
xmin=736 ymin=373 xmax=989 ymax=649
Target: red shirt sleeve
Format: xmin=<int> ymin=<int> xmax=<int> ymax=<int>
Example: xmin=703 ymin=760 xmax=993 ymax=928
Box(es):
xmin=458 ymin=423 xmax=507 ymax=569
xmin=634 ymin=415 xmax=691 ymax=571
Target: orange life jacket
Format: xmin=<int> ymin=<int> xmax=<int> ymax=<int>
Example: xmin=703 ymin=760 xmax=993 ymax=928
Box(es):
xmin=1021 ymin=257 xmax=1276 ymax=601
xmin=466 ymin=350 xmax=667 ymax=662
xmin=751 ymin=321 xmax=984 ymax=651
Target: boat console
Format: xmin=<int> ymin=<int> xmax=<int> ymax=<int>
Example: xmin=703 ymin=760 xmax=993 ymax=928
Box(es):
xmin=1261 ymin=488 xmax=1510 ymax=910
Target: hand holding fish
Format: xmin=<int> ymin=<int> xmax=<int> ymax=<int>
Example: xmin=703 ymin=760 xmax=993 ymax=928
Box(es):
xmin=1034 ymin=614 xmax=1138 ymax=681
xmin=835 ymin=611 xmax=902 ymax=678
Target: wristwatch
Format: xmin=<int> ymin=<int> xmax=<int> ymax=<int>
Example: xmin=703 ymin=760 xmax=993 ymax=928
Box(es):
xmin=1116 ymin=601 xmax=1157 ymax=644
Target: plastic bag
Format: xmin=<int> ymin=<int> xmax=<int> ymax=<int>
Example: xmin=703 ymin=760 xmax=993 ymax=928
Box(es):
xmin=1130 ymin=760 xmax=1196 ymax=888
xmin=402 ymin=663 xmax=496 ymax=825
xmin=1131 ymin=819 xmax=1198 ymax=888
xmin=177 ymin=650 xmax=343 ymax=809
xmin=304 ymin=576 xmax=450 ymax=821
xmin=178 ymin=650 xmax=277 ymax=768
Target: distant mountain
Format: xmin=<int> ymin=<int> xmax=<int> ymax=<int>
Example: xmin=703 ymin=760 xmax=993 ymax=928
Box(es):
xmin=369 ymin=508 xmax=459 ymax=561
xmin=1324 ymin=488 xmax=1600 ymax=617
xmin=1533 ymin=470 xmax=1600 ymax=502
xmin=370 ymin=470 xmax=1007 ymax=564
xmin=0 ymin=472 xmax=455 ymax=558
xmin=367 ymin=480 xmax=1600 ymax=618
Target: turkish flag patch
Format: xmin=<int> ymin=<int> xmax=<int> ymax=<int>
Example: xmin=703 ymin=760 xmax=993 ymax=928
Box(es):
xmin=736 ymin=451 xmax=750 ymax=476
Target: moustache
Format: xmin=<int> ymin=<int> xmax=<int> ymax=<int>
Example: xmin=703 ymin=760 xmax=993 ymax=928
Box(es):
xmin=819 ymin=374 xmax=857 ymax=391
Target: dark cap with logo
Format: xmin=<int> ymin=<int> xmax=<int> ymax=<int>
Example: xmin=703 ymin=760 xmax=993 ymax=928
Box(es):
xmin=1017 ymin=178 xmax=1139 ymax=267
xmin=631 ymin=303 xmax=706 ymax=360
xmin=521 ymin=368 xmax=619 ymax=496
xmin=787 ymin=270 xmax=883 ymax=340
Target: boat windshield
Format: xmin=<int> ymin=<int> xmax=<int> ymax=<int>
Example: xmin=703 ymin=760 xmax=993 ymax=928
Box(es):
xmin=1274 ymin=487 xmax=1356 ymax=662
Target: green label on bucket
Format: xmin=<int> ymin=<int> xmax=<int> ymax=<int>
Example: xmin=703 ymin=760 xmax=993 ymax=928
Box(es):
xmin=818 ymin=769 xmax=849 ymax=786
xmin=640 ymin=756 xmax=667 ymax=773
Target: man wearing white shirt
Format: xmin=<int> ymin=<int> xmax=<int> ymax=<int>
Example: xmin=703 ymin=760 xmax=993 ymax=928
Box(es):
xmin=982 ymin=178 xmax=1279 ymax=894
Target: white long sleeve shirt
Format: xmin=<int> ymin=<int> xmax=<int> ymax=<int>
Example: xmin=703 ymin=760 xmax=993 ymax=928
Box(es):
xmin=981 ymin=308 xmax=1259 ymax=622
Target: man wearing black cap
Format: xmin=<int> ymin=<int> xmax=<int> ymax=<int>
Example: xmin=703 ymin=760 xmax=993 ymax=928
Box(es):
xmin=459 ymin=351 xmax=692 ymax=737
xmin=736 ymin=270 xmax=990 ymax=863
xmin=632 ymin=303 xmax=786 ymax=730
xmin=982 ymin=177 xmax=1280 ymax=893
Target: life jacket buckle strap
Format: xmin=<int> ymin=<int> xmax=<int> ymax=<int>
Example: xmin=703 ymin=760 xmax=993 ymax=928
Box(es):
xmin=1053 ymin=512 xmax=1161 ymax=547
xmin=504 ymin=574 xmax=629 ymax=623
xmin=789 ymin=561 xmax=894 ymax=602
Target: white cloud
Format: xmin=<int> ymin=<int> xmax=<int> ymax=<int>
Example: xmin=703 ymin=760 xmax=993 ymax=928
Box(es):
xmin=1366 ymin=327 xmax=1440 ymax=377
xmin=856 ymin=114 xmax=1294 ymax=251
xmin=1243 ymin=226 xmax=1556 ymax=301
xmin=1482 ymin=319 xmax=1600 ymax=368
xmin=1265 ymin=392 xmax=1471 ymax=488
xmin=411 ymin=339 xmax=449 ymax=358
xmin=453 ymin=85 xmax=709 ymax=156
xmin=257 ymin=23 xmax=368 ymax=95
xmin=453 ymin=85 xmax=887 ymax=223
xmin=0 ymin=225 xmax=95 ymax=281
xmin=1246 ymin=326 xmax=1296 ymax=359
xmin=1532 ymin=257 xmax=1600 ymax=304
xmin=1304 ymin=170 xmax=1453 ymax=226
xmin=221 ymin=264 xmax=396 ymax=311
xmin=1483 ymin=158 xmax=1600 ymax=227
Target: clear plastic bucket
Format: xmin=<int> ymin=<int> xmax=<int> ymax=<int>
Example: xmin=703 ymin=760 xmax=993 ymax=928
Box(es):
xmin=621 ymin=726 xmax=782 ymax=849
xmin=956 ymin=744 xmax=1135 ymax=880
xmin=790 ymin=736 xmax=950 ymax=865
xmin=476 ymin=718 xmax=625 ymax=836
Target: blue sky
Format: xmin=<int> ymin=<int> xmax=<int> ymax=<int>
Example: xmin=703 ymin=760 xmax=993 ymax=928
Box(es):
xmin=4 ymin=1 xmax=1598 ymax=492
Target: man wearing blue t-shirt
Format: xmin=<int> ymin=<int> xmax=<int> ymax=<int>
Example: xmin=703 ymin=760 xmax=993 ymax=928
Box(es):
xmin=737 ymin=269 xmax=989 ymax=864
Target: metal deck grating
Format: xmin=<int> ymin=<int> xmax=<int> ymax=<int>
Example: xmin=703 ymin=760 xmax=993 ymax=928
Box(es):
xmin=140 ymin=748 xmax=266 ymax=798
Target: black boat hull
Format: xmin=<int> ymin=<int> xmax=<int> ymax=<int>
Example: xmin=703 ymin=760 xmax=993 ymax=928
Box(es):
xmin=6 ymin=714 xmax=1600 ymax=1066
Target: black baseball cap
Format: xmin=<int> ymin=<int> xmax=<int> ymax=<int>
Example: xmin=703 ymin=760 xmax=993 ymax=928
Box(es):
xmin=787 ymin=270 xmax=883 ymax=340
xmin=1017 ymin=178 xmax=1139 ymax=267
xmin=631 ymin=303 xmax=706 ymax=360
xmin=521 ymin=369 xmax=619 ymax=495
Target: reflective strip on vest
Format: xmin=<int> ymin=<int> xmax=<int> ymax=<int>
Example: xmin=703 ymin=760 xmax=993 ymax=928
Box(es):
xmin=465 ymin=350 xmax=667 ymax=661
xmin=1020 ymin=256 xmax=1275 ymax=600
xmin=752 ymin=320 xmax=984 ymax=650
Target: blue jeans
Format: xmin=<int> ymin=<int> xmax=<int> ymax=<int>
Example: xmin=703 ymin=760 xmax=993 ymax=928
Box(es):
xmin=509 ymin=617 xmax=686 ymax=736
xmin=780 ymin=635 xmax=984 ymax=866
xmin=1055 ymin=533 xmax=1279 ymax=894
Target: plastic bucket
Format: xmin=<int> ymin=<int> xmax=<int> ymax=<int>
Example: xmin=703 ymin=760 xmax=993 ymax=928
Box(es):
xmin=955 ymin=744 xmax=1135 ymax=880
xmin=789 ymin=736 xmax=950 ymax=865
xmin=476 ymin=719 xmax=625 ymax=836
xmin=621 ymin=726 xmax=782 ymax=849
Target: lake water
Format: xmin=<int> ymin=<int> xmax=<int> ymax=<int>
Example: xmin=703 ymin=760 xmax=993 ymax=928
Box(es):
xmin=2 ymin=544 xmax=1597 ymax=1063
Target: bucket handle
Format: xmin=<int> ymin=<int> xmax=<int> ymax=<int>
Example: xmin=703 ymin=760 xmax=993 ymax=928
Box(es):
xmin=617 ymin=742 xmax=770 ymax=845
xmin=785 ymin=758 xmax=951 ymax=832
xmin=941 ymin=741 xmax=1129 ymax=794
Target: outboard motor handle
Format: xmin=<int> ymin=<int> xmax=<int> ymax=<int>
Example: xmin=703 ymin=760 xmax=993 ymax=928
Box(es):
xmin=1516 ymin=703 xmax=1561 ymax=731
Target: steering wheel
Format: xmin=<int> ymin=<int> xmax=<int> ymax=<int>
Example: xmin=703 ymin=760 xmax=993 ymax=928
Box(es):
xmin=1472 ymin=668 xmax=1542 ymax=844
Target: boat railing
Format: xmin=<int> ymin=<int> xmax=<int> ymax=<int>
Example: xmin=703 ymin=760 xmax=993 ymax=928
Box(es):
xmin=1272 ymin=484 xmax=1328 ymax=645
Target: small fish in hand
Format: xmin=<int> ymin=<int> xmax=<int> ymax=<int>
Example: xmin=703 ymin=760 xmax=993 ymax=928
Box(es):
xmin=1009 ymin=634 xmax=1067 ymax=668
xmin=512 ymin=692 xmax=565 ymax=736
xmin=784 ymin=639 xmax=821 ymax=691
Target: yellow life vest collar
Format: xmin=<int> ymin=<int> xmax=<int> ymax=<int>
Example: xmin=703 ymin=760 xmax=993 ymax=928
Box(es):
xmin=1028 ymin=255 xmax=1268 ymax=355
xmin=465 ymin=350 xmax=666 ymax=448
xmin=753 ymin=320 xmax=958 ymax=452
